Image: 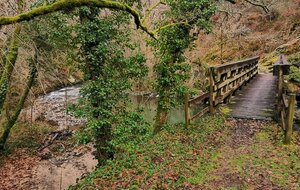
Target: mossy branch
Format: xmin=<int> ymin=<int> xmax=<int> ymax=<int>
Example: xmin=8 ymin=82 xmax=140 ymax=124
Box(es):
xmin=0 ymin=0 xmax=155 ymax=38
xmin=153 ymin=21 xmax=190 ymax=34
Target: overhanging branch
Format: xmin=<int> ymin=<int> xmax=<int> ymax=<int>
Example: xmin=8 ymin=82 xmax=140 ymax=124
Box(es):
xmin=0 ymin=0 xmax=156 ymax=38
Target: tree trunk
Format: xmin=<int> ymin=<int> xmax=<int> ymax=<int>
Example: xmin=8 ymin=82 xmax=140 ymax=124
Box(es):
xmin=94 ymin=125 xmax=113 ymax=165
xmin=0 ymin=25 xmax=21 ymax=114
xmin=0 ymin=54 xmax=37 ymax=151
xmin=153 ymin=104 xmax=168 ymax=134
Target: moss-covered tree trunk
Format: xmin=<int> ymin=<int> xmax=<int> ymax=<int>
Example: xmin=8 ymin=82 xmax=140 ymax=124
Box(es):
xmin=153 ymin=44 xmax=183 ymax=134
xmin=153 ymin=104 xmax=168 ymax=134
xmin=94 ymin=126 xmax=113 ymax=165
xmin=0 ymin=25 xmax=21 ymax=114
xmin=0 ymin=53 xmax=37 ymax=151
xmin=77 ymin=7 xmax=115 ymax=165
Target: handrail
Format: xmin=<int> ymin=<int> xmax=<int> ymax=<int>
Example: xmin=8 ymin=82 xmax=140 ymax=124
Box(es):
xmin=184 ymin=92 xmax=209 ymax=126
xmin=209 ymin=56 xmax=259 ymax=109
xmin=185 ymin=56 xmax=260 ymax=126
xmin=188 ymin=92 xmax=209 ymax=106
xmin=211 ymin=56 xmax=260 ymax=76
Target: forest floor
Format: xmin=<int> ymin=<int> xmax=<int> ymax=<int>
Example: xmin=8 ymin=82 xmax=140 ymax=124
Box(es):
xmin=195 ymin=119 xmax=300 ymax=190
xmin=74 ymin=115 xmax=300 ymax=190
xmin=1 ymin=115 xmax=300 ymax=190
xmin=0 ymin=123 xmax=97 ymax=190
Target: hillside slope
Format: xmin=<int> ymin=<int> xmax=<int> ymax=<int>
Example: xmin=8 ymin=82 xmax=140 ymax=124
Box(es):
xmin=194 ymin=0 xmax=300 ymax=72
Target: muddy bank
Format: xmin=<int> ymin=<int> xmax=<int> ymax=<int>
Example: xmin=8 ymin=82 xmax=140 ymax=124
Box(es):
xmin=0 ymin=144 xmax=97 ymax=190
xmin=33 ymin=144 xmax=97 ymax=190
xmin=1 ymin=84 xmax=98 ymax=189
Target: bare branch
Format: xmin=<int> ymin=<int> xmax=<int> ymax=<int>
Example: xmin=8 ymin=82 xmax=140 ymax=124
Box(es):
xmin=224 ymin=0 xmax=236 ymax=4
xmin=244 ymin=0 xmax=270 ymax=13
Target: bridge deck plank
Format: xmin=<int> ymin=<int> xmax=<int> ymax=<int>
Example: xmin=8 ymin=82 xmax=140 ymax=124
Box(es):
xmin=227 ymin=74 xmax=277 ymax=120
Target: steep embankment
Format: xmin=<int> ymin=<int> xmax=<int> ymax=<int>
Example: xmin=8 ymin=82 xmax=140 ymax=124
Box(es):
xmin=194 ymin=0 xmax=300 ymax=70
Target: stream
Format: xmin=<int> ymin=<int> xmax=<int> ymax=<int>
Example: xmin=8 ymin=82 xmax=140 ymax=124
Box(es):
xmin=20 ymin=86 xmax=187 ymax=129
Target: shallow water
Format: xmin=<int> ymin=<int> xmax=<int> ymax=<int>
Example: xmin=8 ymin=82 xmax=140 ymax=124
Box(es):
xmin=21 ymin=86 xmax=190 ymax=128
xmin=130 ymin=95 xmax=186 ymax=125
xmin=20 ymin=86 xmax=85 ymax=130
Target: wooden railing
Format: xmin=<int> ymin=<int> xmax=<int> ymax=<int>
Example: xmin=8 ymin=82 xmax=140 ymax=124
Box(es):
xmin=185 ymin=56 xmax=260 ymax=125
xmin=274 ymin=55 xmax=295 ymax=144
xmin=184 ymin=92 xmax=209 ymax=126
xmin=209 ymin=56 xmax=259 ymax=110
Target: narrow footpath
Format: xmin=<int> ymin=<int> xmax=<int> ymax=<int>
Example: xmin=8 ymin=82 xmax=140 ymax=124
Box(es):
xmin=189 ymin=119 xmax=300 ymax=189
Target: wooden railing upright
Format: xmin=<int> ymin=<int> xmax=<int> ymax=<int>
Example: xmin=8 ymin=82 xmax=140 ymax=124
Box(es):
xmin=273 ymin=55 xmax=295 ymax=144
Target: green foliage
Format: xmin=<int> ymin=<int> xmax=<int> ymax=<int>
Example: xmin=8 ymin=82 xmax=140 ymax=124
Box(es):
xmin=165 ymin=0 xmax=216 ymax=30
xmin=68 ymin=7 xmax=149 ymax=164
xmin=70 ymin=115 xmax=226 ymax=189
xmin=288 ymin=52 xmax=300 ymax=64
xmin=288 ymin=66 xmax=300 ymax=82
xmin=26 ymin=0 xmax=72 ymax=50
xmin=151 ymin=25 xmax=192 ymax=111
xmin=150 ymin=0 xmax=216 ymax=131
xmin=111 ymin=111 xmax=151 ymax=154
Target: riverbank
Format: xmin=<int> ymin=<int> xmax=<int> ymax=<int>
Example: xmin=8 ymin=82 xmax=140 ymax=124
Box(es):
xmin=0 ymin=123 xmax=97 ymax=190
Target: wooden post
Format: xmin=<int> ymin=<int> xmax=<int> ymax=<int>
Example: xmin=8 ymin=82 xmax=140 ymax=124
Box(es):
xmin=224 ymin=93 xmax=232 ymax=104
xmin=184 ymin=93 xmax=190 ymax=127
xmin=209 ymin=68 xmax=215 ymax=114
xmin=284 ymin=93 xmax=296 ymax=144
xmin=277 ymin=66 xmax=283 ymax=117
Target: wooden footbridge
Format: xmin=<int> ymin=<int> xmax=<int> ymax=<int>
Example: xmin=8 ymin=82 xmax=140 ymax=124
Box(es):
xmin=185 ymin=55 xmax=297 ymax=143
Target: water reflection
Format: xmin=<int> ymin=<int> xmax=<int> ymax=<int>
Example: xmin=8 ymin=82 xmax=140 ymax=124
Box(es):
xmin=130 ymin=94 xmax=206 ymax=125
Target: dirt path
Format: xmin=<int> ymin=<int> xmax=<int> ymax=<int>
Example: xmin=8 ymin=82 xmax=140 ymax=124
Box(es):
xmin=193 ymin=119 xmax=300 ymax=189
